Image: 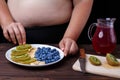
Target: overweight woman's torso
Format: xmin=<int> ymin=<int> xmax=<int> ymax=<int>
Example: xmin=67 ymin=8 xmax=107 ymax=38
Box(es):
xmin=7 ymin=0 xmax=73 ymax=27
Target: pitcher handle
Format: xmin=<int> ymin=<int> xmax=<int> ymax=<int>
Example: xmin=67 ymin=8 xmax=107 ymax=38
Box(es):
xmin=88 ymin=23 xmax=97 ymax=40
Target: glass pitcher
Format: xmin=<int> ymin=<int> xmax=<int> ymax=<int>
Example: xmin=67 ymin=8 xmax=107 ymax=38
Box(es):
xmin=88 ymin=18 xmax=117 ymax=54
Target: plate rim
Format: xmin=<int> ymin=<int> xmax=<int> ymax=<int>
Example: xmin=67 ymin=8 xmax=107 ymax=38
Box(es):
xmin=5 ymin=44 xmax=64 ymax=67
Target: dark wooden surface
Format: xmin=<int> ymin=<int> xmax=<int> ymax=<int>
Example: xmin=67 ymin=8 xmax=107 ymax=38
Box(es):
xmin=0 ymin=43 xmax=120 ymax=80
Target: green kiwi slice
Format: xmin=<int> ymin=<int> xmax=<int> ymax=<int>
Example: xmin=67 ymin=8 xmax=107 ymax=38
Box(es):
xmin=11 ymin=54 xmax=30 ymax=62
xmin=16 ymin=44 xmax=32 ymax=50
xmin=89 ymin=56 xmax=101 ymax=66
xmin=11 ymin=49 xmax=28 ymax=56
xmin=21 ymin=58 xmax=36 ymax=64
xmin=11 ymin=44 xmax=37 ymax=64
xmin=106 ymin=53 xmax=119 ymax=66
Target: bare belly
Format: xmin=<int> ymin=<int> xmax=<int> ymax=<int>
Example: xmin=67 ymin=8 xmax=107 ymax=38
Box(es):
xmin=7 ymin=0 xmax=72 ymax=27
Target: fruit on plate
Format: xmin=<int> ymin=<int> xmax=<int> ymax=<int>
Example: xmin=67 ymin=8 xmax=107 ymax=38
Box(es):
xmin=20 ymin=58 xmax=36 ymax=64
xmin=35 ymin=47 xmax=60 ymax=64
xmin=11 ymin=53 xmax=36 ymax=64
xmin=11 ymin=54 xmax=31 ymax=62
xmin=11 ymin=44 xmax=36 ymax=64
xmin=106 ymin=53 xmax=119 ymax=66
xmin=16 ymin=44 xmax=32 ymax=50
xmin=11 ymin=49 xmax=28 ymax=56
xmin=89 ymin=56 xmax=101 ymax=66
xmin=11 ymin=44 xmax=31 ymax=56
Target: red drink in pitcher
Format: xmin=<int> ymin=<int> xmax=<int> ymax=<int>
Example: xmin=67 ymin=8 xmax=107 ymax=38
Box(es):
xmin=88 ymin=18 xmax=117 ymax=54
xmin=92 ymin=26 xmax=116 ymax=54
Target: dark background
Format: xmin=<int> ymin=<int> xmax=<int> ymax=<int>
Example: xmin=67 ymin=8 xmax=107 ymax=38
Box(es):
xmin=1 ymin=0 xmax=120 ymax=44
xmin=78 ymin=0 xmax=120 ymax=44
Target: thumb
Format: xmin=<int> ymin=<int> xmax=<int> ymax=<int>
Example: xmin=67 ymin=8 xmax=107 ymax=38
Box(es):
xmin=59 ymin=43 xmax=67 ymax=56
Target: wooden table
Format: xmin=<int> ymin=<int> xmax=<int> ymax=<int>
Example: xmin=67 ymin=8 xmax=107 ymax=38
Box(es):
xmin=0 ymin=43 xmax=120 ymax=80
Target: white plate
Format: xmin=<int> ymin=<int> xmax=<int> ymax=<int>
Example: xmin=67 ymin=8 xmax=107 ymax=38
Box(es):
xmin=5 ymin=44 xmax=64 ymax=67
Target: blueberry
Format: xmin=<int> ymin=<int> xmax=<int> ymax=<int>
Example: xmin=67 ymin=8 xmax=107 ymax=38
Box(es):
xmin=47 ymin=56 xmax=52 ymax=60
xmin=34 ymin=47 xmax=60 ymax=64
xmin=51 ymin=59 xmax=55 ymax=62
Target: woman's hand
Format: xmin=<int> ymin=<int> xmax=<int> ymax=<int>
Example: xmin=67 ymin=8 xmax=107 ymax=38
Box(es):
xmin=59 ymin=37 xmax=78 ymax=56
xmin=1 ymin=22 xmax=26 ymax=45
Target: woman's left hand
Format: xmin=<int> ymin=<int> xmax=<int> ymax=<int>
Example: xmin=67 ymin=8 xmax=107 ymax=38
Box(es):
xmin=59 ymin=37 xmax=78 ymax=56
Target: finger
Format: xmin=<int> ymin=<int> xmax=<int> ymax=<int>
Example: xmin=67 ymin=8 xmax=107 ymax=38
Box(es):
xmin=70 ymin=42 xmax=78 ymax=54
xmin=59 ymin=40 xmax=68 ymax=56
xmin=59 ymin=41 xmax=65 ymax=51
xmin=3 ymin=29 xmax=11 ymax=42
xmin=12 ymin=25 xmax=22 ymax=45
xmin=64 ymin=41 xmax=72 ymax=56
xmin=17 ymin=23 xmax=26 ymax=44
xmin=8 ymin=26 xmax=17 ymax=44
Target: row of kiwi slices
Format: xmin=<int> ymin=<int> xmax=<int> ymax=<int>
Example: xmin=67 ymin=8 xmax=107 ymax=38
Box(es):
xmin=11 ymin=44 xmax=36 ymax=64
xmin=89 ymin=53 xmax=119 ymax=66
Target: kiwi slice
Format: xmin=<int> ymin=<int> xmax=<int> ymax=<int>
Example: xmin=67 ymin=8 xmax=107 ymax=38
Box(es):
xmin=106 ymin=53 xmax=119 ymax=66
xmin=16 ymin=44 xmax=32 ymax=50
xmin=11 ymin=49 xmax=28 ymax=56
xmin=89 ymin=56 xmax=101 ymax=66
xmin=21 ymin=58 xmax=36 ymax=64
xmin=11 ymin=44 xmax=37 ymax=64
xmin=11 ymin=54 xmax=30 ymax=62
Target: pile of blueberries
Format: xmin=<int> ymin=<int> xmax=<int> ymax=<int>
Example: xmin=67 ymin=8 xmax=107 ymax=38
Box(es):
xmin=35 ymin=47 xmax=61 ymax=64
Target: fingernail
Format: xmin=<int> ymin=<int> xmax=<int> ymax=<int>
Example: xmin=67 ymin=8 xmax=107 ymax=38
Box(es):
xmin=61 ymin=48 xmax=64 ymax=51
xmin=23 ymin=42 xmax=26 ymax=44
xmin=64 ymin=53 xmax=67 ymax=56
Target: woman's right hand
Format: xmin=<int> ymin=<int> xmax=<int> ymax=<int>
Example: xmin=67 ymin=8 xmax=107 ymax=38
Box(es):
xmin=1 ymin=22 xmax=26 ymax=45
xmin=0 ymin=0 xmax=26 ymax=45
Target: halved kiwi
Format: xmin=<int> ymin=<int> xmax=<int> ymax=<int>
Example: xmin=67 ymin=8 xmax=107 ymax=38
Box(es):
xmin=89 ymin=56 xmax=101 ymax=66
xmin=106 ymin=53 xmax=119 ymax=66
